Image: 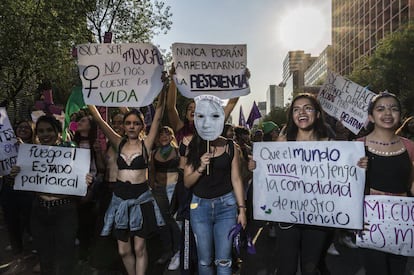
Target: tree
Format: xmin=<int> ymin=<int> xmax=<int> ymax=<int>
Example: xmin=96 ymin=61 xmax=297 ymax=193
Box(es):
xmin=263 ymin=106 xmax=288 ymax=128
xmin=87 ymin=0 xmax=172 ymax=43
xmin=0 ymin=0 xmax=173 ymax=124
xmin=349 ymin=22 xmax=414 ymax=115
xmin=0 ymin=0 xmax=93 ymax=122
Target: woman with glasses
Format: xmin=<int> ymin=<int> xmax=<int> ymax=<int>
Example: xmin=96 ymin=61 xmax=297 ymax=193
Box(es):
xmin=276 ymin=93 xmax=367 ymax=275
xmin=88 ymin=88 xmax=166 ymax=275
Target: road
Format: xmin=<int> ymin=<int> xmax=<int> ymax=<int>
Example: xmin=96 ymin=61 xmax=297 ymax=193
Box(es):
xmin=0 ymin=213 xmax=412 ymax=275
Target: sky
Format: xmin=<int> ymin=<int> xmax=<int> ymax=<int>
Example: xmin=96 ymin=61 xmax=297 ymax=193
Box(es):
xmin=153 ymin=0 xmax=332 ymax=123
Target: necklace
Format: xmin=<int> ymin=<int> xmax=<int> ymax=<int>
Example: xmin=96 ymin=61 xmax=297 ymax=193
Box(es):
xmin=367 ymin=139 xmax=400 ymax=146
xmin=368 ymin=147 xmax=406 ymax=156
xmin=159 ymin=144 xmax=173 ymax=160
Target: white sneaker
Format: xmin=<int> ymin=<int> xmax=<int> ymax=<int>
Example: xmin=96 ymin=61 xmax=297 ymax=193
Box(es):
xmin=167 ymin=251 xmax=180 ymax=270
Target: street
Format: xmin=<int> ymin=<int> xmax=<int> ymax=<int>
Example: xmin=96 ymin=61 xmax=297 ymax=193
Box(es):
xmin=0 ymin=214 xmax=412 ymax=275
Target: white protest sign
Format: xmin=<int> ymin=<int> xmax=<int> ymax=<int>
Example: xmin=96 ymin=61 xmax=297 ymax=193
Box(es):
xmin=172 ymin=43 xmax=250 ymax=99
xmin=0 ymin=107 xmax=18 ymax=176
xmin=356 ymin=195 xmax=414 ymax=256
xmin=317 ymin=72 xmax=376 ymax=135
xmin=253 ymin=141 xmax=365 ymax=229
xmin=76 ymin=43 xmax=164 ymax=107
xmin=14 ymin=144 xmax=90 ymax=196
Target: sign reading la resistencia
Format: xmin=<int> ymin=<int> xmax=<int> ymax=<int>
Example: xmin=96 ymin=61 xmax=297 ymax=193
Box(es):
xmin=172 ymin=43 xmax=250 ymax=99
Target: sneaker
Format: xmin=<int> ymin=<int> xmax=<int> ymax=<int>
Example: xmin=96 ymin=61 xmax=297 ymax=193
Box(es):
xmin=327 ymin=243 xmax=340 ymax=256
xmin=167 ymin=251 xmax=180 ymax=270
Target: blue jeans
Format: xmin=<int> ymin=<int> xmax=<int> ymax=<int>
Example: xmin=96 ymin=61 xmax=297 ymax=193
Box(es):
xmin=190 ymin=192 xmax=237 ymax=275
xmin=166 ymin=182 xmax=176 ymax=203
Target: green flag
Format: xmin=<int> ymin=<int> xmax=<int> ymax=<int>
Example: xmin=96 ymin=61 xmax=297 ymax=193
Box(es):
xmin=63 ymin=86 xmax=86 ymax=141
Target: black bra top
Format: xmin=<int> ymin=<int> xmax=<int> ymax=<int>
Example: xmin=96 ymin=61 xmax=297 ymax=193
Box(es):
xmin=117 ymin=139 xmax=148 ymax=170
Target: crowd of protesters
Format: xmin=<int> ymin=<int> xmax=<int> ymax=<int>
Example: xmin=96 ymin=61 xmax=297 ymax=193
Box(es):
xmin=0 ymin=69 xmax=413 ymax=275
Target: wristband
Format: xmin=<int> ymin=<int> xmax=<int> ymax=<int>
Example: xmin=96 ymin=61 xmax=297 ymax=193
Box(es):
xmin=238 ymin=205 xmax=247 ymax=209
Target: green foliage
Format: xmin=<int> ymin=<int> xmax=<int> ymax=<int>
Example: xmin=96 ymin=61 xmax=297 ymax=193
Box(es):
xmin=0 ymin=0 xmax=93 ymax=121
xmin=263 ymin=106 xmax=288 ymax=128
xmin=0 ymin=0 xmax=173 ymax=124
xmin=87 ymin=0 xmax=172 ymax=43
xmin=349 ymin=22 xmax=414 ymax=115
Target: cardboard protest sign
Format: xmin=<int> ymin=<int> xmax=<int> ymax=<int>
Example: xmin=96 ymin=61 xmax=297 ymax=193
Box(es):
xmin=76 ymin=43 xmax=164 ymax=107
xmin=356 ymin=195 xmax=414 ymax=256
xmin=14 ymin=144 xmax=90 ymax=196
xmin=172 ymin=43 xmax=250 ymax=99
xmin=0 ymin=107 xmax=18 ymax=176
xmin=317 ymin=72 xmax=376 ymax=135
xmin=253 ymin=141 xmax=365 ymax=229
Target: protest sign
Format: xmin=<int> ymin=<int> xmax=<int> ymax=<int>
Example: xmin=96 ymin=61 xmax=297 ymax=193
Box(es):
xmin=172 ymin=43 xmax=250 ymax=99
xmin=14 ymin=144 xmax=90 ymax=196
xmin=0 ymin=107 xmax=18 ymax=176
xmin=356 ymin=195 xmax=414 ymax=256
xmin=317 ymin=72 xmax=376 ymax=135
xmin=76 ymin=43 xmax=164 ymax=107
xmin=253 ymin=141 xmax=365 ymax=229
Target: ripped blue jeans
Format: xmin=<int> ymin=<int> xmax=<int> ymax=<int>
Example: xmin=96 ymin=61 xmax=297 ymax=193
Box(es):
xmin=190 ymin=192 xmax=237 ymax=275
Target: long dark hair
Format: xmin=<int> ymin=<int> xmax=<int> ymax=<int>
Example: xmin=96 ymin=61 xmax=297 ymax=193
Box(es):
xmin=176 ymin=100 xmax=195 ymax=143
xmin=186 ymin=131 xmax=208 ymax=169
xmin=285 ymin=93 xmax=328 ymax=141
xmin=73 ymin=115 xmax=98 ymax=150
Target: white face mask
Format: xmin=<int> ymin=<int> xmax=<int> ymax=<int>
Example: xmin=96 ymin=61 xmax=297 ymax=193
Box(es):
xmin=194 ymin=98 xmax=225 ymax=141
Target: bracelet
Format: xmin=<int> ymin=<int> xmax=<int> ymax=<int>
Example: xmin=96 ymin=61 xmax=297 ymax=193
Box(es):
xmin=196 ymin=169 xmax=204 ymax=174
xmin=238 ymin=205 xmax=247 ymax=209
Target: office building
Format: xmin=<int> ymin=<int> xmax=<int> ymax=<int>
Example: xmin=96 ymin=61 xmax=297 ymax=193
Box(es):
xmin=332 ymin=0 xmax=414 ymax=76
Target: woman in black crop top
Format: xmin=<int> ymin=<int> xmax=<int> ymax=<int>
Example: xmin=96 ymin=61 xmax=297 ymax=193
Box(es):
xmin=149 ymin=126 xmax=181 ymax=269
xmin=88 ymin=88 xmax=166 ymax=275
xmin=358 ymin=92 xmax=414 ymax=275
xmin=183 ymin=95 xmax=246 ymax=275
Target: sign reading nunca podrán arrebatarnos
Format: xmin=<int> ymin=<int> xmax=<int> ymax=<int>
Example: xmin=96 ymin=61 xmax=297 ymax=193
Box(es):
xmin=172 ymin=43 xmax=250 ymax=99
xmin=14 ymin=144 xmax=90 ymax=196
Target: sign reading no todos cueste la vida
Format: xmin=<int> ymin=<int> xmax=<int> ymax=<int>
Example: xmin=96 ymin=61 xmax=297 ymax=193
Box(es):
xmin=317 ymin=72 xmax=376 ymax=135
xmin=253 ymin=141 xmax=366 ymax=229
xmin=172 ymin=43 xmax=250 ymax=99
xmin=14 ymin=144 xmax=90 ymax=196
xmin=356 ymin=195 xmax=414 ymax=257
xmin=77 ymin=43 xmax=164 ymax=107
xmin=0 ymin=107 xmax=18 ymax=176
